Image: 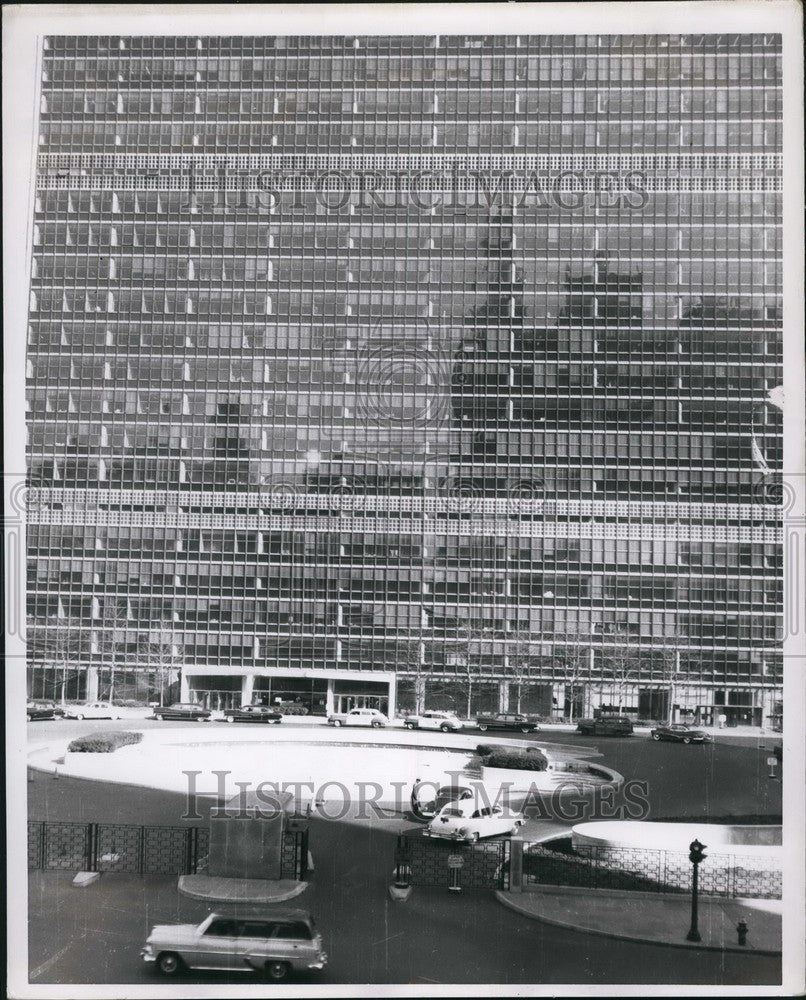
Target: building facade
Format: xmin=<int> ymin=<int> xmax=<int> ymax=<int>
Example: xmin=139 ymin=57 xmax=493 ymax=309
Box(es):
xmin=27 ymin=34 xmax=783 ymax=725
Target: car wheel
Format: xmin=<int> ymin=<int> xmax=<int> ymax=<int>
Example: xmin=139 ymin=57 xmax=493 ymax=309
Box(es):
xmin=76 ymin=714 xmax=84 ymax=721
xmin=265 ymin=960 xmax=290 ymax=982
xmin=155 ymin=714 xmax=163 ymax=721
xmin=333 ymin=719 xmax=342 ymax=727
xmin=371 ymin=720 xmax=382 ymax=729
xmin=157 ymin=952 xmax=183 ymax=976
xmin=652 ymin=733 xmax=661 ymax=741
xmin=405 ymin=722 xmax=416 ymax=730
xmin=227 ymin=716 xmax=235 ymax=723
xmin=520 ymin=726 xmax=531 ymax=733
xmin=440 ymin=723 xmax=451 ymax=733
xmin=683 ymin=737 xmax=692 ymax=745
xmin=478 ymin=724 xmax=488 ymax=732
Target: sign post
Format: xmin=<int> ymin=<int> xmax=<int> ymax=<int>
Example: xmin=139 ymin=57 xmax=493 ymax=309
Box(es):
xmin=767 ymin=755 xmax=778 ymax=778
xmin=447 ymin=853 xmax=464 ymax=892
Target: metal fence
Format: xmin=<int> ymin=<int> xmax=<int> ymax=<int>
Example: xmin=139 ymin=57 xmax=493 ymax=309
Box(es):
xmin=395 ymin=833 xmax=510 ymax=891
xmin=28 ymin=820 xmax=309 ymax=881
xmin=523 ymin=843 xmax=782 ymax=900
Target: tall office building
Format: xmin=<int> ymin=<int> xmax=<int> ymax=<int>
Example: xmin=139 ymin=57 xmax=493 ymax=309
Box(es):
xmin=27 ymin=34 xmax=783 ymax=725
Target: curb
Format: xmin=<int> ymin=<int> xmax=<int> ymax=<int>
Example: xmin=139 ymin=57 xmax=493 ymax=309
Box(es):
xmin=494 ymin=891 xmax=782 ymax=956
xmin=178 ymin=874 xmax=309 ymax=903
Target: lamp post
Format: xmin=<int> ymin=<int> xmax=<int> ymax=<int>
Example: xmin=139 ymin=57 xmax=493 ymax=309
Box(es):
xmin=686 ymin=838 xmax=707 ymax=942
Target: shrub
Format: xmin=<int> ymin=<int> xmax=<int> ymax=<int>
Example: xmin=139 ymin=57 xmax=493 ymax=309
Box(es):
xmin=278 ymin=702 xmax=309 ymax=716
xmin=67 ymin=731 xmax=143 ymax=753
xmin=485 ymin=750 xmax=549 ymax=772
xmin=475 ymin=743 xmax=510 ymax=757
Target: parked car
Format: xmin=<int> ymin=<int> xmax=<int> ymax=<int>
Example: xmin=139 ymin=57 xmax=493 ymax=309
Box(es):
xmin=576 ymin=715 xmax=634 ymax=736
xmin=152 ymin=702 xmax=212 ymax=722
xmin=424 ymin=800 xmax=524 ymax=842
xmin=411 ymin=782 xmax=474 ymax=821
xmin=650 ymin=723 xmax=712 ymax=744
xmin=223 ymin=705 xmax=283 ymax=724
xmin=26 ymin=700 xmax=64 ymax=720
xmin=404 ymin=710 xmax=463 ymax=733
xmin=141 ymin=908 xmax=327 ymax=981
xmin=63 ymin=701 xmax=123 ymax=720
xmin=476 ymin=712 xmax=539 ymax=734
xmin=327 ymin=707 xmax=388 ymax=728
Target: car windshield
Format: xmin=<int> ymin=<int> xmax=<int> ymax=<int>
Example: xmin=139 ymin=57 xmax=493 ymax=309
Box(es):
xmin=442 ymin=808 xmax=464 ymax=817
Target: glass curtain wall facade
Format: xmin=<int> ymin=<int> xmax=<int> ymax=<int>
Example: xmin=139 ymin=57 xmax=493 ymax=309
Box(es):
xmin=27 ymin=34 xmax=783 ymax=723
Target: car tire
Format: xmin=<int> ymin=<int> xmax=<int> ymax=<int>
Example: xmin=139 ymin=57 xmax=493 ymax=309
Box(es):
xmin=76 ymin=714 xmax=84 ymax=721
xmin=440 ymin=723 xmax=451 ymax=733
xmin=333 ymin=719 xmax=342 ymax=727
xmin=478 ymin=724 xmax=488 ymax=732
xmin=683 ymin=737 xmax=692 ymax=745
xmin=157 ymin=952 xmax=183 ymax=976
xmin=371 ymin=720 xmax=382 ymax=729
xmin=227 ymin=716 xmax=235 ymax=723
xmin=652 ymin=733 xmax=661 ymax=741
xmin=155 ymin=714 xmax=163 ymax=721
xmin=265 ymin=961 xmax=290 ymax=982
xmin=405 ymin=722 xmax=416 ymax=730
xmin=520 ymin=726 xmax=531 ymax=733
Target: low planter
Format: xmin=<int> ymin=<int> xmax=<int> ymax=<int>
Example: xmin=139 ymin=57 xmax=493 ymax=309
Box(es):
xmin=480 ymin=765 xmax=557 ymax=791
xmin=67 ymin=731 xmax=143 ymax=754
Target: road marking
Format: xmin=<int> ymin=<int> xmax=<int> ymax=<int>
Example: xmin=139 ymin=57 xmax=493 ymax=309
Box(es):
xmin=30 ymin=942 xmax=72 ymax=981
xmin=370 ymin=931 xmax=405 ymax=947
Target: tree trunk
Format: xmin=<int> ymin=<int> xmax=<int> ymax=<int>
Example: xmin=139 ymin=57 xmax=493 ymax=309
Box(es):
xmin=667 ymin=681 xmax=675 ymax=724
xmin=466 ymin=677 xmax=473 ymax=720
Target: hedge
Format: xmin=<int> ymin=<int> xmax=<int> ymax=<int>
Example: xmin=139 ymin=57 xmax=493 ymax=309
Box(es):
xmin=67 ymin=731 xmax=143 ymax=753
xmin=485 ymin=750 xmax=549 ymax=772
xmin=475 ymin=743 xmax=509 ymax=757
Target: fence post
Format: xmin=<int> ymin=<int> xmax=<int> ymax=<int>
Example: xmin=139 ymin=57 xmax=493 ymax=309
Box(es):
xmin=40 ymin=821 xmax=47 ymax=870
xmin=184 ymin=828 xmax=194 ymax=874
xmin=509 ymin=837 xmax=523 ymax=892
xmin=138 ymin=826 xmax=146 ymax=875
xmin=87 ymin=823 xmax=99 ymax=872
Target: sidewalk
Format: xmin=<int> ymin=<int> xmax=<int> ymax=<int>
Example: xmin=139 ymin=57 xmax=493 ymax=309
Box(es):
xmin=497 ymin=885 xmax=782 ymax=955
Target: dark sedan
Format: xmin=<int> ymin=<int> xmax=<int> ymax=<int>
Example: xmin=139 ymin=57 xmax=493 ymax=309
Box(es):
xmin=222 ymin=705 xmax=283 ymax=724
xmin=650 ymin=723 xmax=712 ymax=744
xmin=476 ymin=712 xmax=540 ymax=734
xmin=152 ymin=702 xmax=212 ymax=722
xmin=27 ymin=700 xmax=64 ymax=720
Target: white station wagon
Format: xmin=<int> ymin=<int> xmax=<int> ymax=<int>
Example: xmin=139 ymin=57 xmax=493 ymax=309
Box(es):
xmin=424 ymin=800 xmax=525 ymax=842
xmin=141 ymin=910 xmax=327 ymax=981
xmin=404 ymin=710 xmax=463 ymax=733
xmin=63 ymin=701 xmax=123 ymax=720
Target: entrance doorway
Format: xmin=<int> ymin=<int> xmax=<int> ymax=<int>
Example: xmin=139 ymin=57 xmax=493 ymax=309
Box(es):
xmin=335 ymin=693 xmax=388 ymax=714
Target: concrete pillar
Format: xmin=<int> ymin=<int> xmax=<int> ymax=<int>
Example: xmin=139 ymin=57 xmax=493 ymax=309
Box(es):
xmin=86 ymin=666 xmax=99 ymax=701
xmin=498 ymin=679 xmax=510 ymax=712
xmin=241 ymin=673 xmax=254 ymax=705
xmin=386 ymin=676 xmax=397 ymax=721
xmin=414 ymin=676 xmax=426 ymax=714
xmin=326 ymin=678 xmax=335 ymax=715
xmin=180 ymin=670 xmax=190 ymax=700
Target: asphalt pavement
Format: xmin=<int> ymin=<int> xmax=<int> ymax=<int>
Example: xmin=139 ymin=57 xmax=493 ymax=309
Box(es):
xmin=22 ymin=719 xmax=783 ymax=987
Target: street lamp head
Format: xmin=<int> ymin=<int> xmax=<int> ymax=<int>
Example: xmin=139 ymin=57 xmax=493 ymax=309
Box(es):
xmin=689 ymin=839 xmax=707 ymax=863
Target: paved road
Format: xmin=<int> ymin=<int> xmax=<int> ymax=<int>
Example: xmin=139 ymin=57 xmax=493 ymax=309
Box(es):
xmin=23 ymin=723 xmax=782 ymax=988
xmin=26 ymin=777 xmax=781 ymax=987
xmin=27 ymin=716 xmax=782 ymax=822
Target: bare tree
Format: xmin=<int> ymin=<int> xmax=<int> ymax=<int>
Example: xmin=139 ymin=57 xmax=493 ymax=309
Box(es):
xmin=552 ymin=635 xmax=592 ymax=724
xmin=654 ymin=646 xmax=681 ymax=724
xmin=396 ymin=637 xmax=426 ymax=714
xmin=600 ymin=630 xmax=642 ymax=713
xmin=505 ymin=628 xmax=539 ymax=714
xmin=147 ymin=629 xmax=183 ymax=707
xmin=96 ymin=596 xmax=131 ymax=701
xmin=27 ymin=617 xmax=86 ymax=703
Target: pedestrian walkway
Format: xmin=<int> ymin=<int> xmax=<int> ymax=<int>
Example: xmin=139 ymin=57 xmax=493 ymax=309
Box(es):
xmin=497 ymin=885 xmax=782 ymax=955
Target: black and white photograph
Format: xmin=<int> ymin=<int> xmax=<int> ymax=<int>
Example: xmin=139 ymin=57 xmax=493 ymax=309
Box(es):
xmin=4 ymin=3 xmax=805 ymax=996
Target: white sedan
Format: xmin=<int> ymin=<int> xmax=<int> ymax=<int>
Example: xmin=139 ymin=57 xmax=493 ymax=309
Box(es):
xmin=424 ymin=801 xmax=525 ymax=842
xmin=63 ymin=702 xmax=123 ymax=720
xmin=404 ymin=710 xmax=463 ymax=733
